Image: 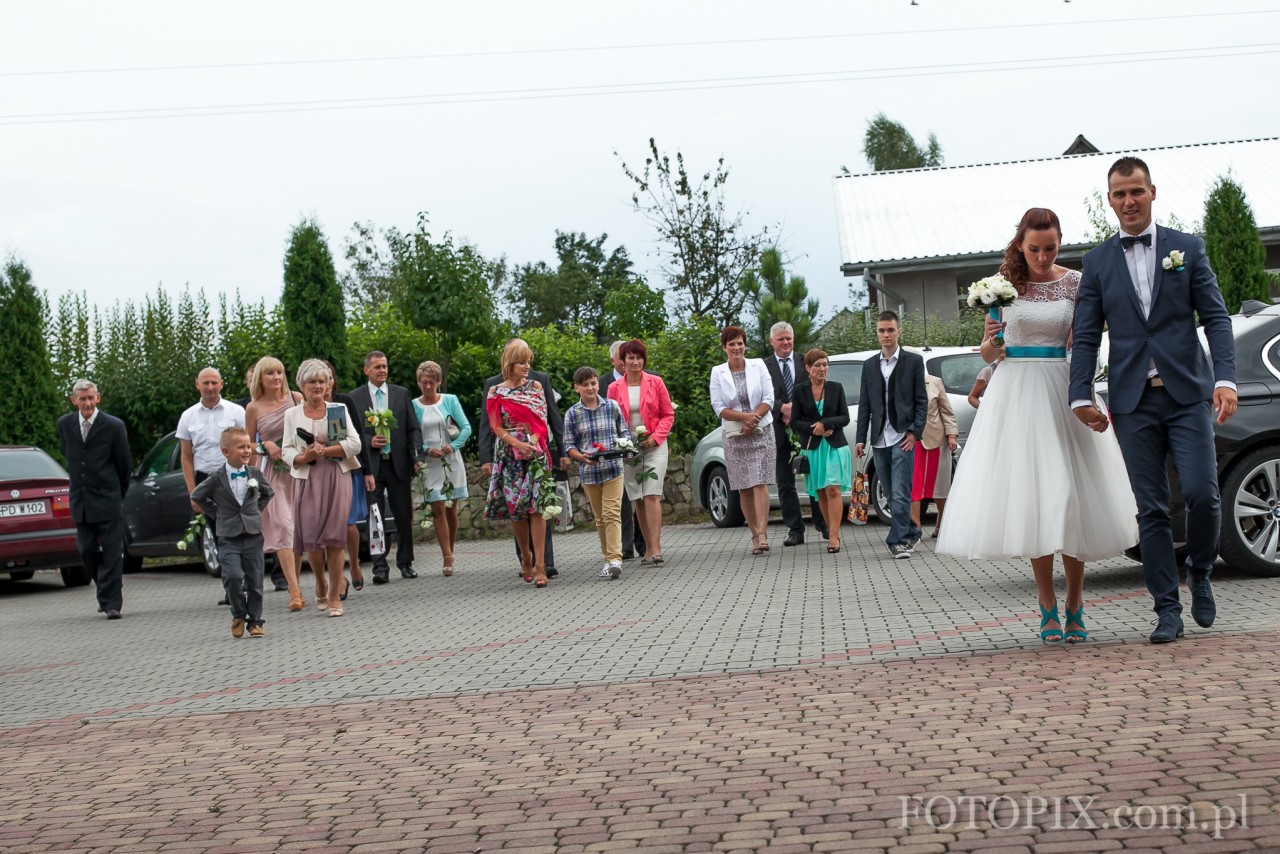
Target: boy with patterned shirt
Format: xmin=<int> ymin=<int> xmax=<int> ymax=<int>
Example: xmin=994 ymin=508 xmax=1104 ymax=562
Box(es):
xmin=563 ymin=367 xmax=632 ymax=580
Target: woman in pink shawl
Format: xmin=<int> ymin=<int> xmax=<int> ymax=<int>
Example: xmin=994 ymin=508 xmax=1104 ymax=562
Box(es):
xmin=483 ymin=338 xmax=553 ymax=588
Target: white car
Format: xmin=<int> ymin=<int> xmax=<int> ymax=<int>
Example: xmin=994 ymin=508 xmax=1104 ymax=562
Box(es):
xmin=692 ymin=346 xmax=988 ymax=527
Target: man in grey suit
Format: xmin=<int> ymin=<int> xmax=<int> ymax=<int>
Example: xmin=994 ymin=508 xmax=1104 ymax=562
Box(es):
xmin=762 ymin=321 xmax=815 ymax=545
xmin=191 ymin=427 xmax=275 ymax=638
xmin=855 ymin=311 xmax=927 ymax=559
xmin=348 ymin=351 xmax=424 ymax=584
xmin=478 ymin=354 xmax=568 ymax=577
xmin=1070 ymin=155 xmax=1237 ymax=644
xmin=57 ymin=379 xmax=134 ymax=619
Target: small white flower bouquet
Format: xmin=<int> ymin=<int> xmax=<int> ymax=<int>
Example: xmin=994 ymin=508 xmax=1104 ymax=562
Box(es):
xmin=176 ymin=513 xmax=207 ymax=550
xmin=967 ymin=273 xmax=1019 ymax=347
xmin=1162 ymin=250 xmax=1186 ymax=272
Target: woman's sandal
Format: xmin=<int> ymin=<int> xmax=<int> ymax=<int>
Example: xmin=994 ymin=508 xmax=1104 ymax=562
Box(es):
xmin=443 ymin=556 xmax=455 ymax=578
xmin=339 ymin=579 xmax=350 ymax=602
xmin=288 ymin=594 xmax=305 ymax=612
xmin=351 ymin=572 xmax=364 ymax=592
xmin=328 ymin=606 xmax=344 ymax=617
xmin=533 ymin=565 xmax=548 ymax=588
xmin=827 ymin=544 xmax=841 ymax=554
xmin=1040 ymin=603 xmax=1064 ymax=644
xmin=1064 ymin=606 xmax=1088 ymax=644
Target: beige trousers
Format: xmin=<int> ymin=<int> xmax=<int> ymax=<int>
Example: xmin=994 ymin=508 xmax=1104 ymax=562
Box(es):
xmin=581 ymin=474 xmax=624 ymax=563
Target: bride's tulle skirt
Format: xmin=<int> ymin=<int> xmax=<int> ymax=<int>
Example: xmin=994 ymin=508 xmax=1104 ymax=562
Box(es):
xmin=936 ymin=359 xmax=1138 ymax=561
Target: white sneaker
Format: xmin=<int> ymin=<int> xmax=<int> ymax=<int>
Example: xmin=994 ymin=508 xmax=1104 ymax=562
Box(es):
xmin=597 ymin=564 xmax=614 ymax=578
xmin=608 ymin=561 xmax=622 ymax=580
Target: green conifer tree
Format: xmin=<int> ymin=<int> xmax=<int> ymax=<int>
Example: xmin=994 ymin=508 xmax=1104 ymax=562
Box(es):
xmin=1203 ymin=174 xmax=1269 ymax=313
xmin=0 ymin=258 xmax=63 ymax=450
xmin=282 ymin=219 xmax=348 ymax=376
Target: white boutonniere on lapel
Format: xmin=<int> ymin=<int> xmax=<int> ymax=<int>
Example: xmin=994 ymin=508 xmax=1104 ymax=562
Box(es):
xmin=1161 ymin=250 xmax=1186 ymax=272
xmin=246 ymin=477 xmax=259 ymax=496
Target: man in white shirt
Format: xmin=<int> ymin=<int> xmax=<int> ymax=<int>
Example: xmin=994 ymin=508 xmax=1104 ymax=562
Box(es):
xmin=763 ymin=322 xmax=813 ymax=545
xmin=177 ymin=367 xmax=246 ymax=602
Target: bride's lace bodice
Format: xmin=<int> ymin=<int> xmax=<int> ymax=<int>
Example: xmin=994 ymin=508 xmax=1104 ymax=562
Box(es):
xmin=1001 ymin=270 xmax=1080 ymax=348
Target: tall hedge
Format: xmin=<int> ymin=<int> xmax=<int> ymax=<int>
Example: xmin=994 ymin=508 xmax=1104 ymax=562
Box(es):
xmin=1203 ymin=175 xmax=1269 ymax=314
xmin=0 ymin=259 xmax=62 ymax=452
xmin=282 ymin=219 xmax=348 ymax=374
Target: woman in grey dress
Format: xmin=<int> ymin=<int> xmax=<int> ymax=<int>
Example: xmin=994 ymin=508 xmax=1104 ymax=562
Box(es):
xmin=709 ymin=325 xmax=776 ymax=555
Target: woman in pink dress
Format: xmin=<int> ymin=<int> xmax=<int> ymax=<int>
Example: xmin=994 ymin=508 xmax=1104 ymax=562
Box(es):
xmin=245 ymin=357 xmax=304 ymax=610
xmin=283 ymin=360 xmax=363 ymax=617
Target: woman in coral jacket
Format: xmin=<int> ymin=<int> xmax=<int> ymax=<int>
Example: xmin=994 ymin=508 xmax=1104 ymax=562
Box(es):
xmin=607 ymin=339 xmax=676 ymax=566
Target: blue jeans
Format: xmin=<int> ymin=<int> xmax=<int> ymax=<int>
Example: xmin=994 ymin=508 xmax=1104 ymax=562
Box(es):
xmin=873 ymin=444 xmax=920 ymax=548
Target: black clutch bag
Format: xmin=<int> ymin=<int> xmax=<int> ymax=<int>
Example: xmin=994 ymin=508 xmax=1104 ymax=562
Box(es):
xmin=791 ymin=454 xmax=810 ymax=475
xmin=295 ymin=427 xmax=318 ymax=464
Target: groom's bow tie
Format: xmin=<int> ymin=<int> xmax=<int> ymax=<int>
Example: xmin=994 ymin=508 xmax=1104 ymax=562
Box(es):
xmin=229 ymin=470 xmax=247 ymax=480
xmin=1120 ymin=233 xmax=1152 ymax=249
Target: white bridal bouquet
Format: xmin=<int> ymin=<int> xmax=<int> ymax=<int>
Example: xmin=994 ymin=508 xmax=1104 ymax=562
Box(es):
xmin=967 ymin=273 xmax=1019 ymax=347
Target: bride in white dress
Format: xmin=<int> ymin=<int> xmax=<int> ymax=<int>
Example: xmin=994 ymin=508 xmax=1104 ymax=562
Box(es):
xmin=937 ymin=208 xmax=1137 ymax=644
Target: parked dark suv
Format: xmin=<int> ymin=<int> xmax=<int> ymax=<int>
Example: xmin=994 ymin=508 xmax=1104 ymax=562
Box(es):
xmin=1115 ymin=300 xmax=1280 ymax=577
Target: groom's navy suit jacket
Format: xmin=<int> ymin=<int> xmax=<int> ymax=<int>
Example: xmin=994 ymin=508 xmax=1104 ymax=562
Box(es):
xmin=1070 ymin=227 xmax=1235 ymax=416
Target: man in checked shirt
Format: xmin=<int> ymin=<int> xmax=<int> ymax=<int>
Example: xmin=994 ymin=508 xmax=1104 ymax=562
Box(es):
xmin=563 ymin=366 xmax=634 ymax=580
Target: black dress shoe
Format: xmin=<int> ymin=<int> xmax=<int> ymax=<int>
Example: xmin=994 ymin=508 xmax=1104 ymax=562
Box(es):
xmin=217 ymin=597 xmax=229 ymax=606
xmin=399 ymin=567 xmax=418 ymax=579
xmin=105 ymin=609 xmax=122 ymax=620
xmin=1190 ymin=576 xmax=1216 ymax=628
xmin=546 ymin=567 xmax=559 ymax=579
xmin=372 ymin=571 xmax=390 ymax=585
xmin=1149 ymin=614 xmax=1185 ymax=644
xmin=815 ymin=529 xmax=830 ymax=541
xmin=783 ymin=533 xmax=805 ymax=547
xmin=274 ymin=583 xmax=290 ymax=592
xmin=621 ymin=552 xmax=636 ymax=561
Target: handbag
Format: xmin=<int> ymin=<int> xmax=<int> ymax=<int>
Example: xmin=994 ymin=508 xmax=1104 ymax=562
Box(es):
xmin=847 ymin=455 xmax=870 ymax=526
xmin=722 ymin=420 xmax=744 ymax=438
xmin=790 ymin=454 xmax=810 ymax=475
xmin=444 ymin=415 xmax=461 ymax=441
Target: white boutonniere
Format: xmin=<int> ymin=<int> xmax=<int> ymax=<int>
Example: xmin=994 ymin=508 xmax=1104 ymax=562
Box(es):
xmin=1162 ymin=250 xmax=1186 ymax=272
xmin=247 ymin=478 xmax=259 ymax=494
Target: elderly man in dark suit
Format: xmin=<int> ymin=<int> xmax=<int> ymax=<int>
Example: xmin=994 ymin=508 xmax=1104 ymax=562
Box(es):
xmin=57 ymin=379 xmax=134 ymax=619
xmin=478 ymin=355 xmax=568 ymax=577
xmin=855 ymin=311 xmax=927 ymax=559
xmin=762 ymin=321 xmax=816 ymax=546
xmin=348 ymin=351 xmax=424 ymax=584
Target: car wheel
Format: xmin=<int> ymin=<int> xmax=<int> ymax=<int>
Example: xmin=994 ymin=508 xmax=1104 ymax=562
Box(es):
xmin=1219 ymin=446 xmax=1280 ymax=577
xmin=869 ymin=471 xmax=891 ymax=522
xmin=705 ymin=464 xmax=745 ymax=528
xmin=200 ymin=533 xmax=221 ymax=578
xmin=60 ymin=565 xmax=91 ymax=587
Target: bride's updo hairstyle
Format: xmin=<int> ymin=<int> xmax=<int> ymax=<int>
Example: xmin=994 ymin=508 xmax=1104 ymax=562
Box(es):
xmin=1000 ymin=207 xmax=1062 ymax=292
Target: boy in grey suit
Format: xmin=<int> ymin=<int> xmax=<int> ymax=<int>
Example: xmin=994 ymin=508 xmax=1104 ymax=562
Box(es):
xmin=192 ymin=427 xmax=275 ymax=638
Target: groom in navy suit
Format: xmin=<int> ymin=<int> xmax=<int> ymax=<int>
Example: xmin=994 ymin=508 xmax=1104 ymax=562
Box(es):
xmin=1069 ymin=156 xmax=1237 ymax=644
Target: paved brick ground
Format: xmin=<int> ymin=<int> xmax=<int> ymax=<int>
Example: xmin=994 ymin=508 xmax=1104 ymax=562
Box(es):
xmin=3 ymin=520 xmax=1279 ymax=852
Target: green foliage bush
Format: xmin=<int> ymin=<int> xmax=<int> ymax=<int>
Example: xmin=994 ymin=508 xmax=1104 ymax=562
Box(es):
xmin=647 ymin=315 xmax=724 ymax=455
xmin=0 ymin=259 xmax=61 ymax=454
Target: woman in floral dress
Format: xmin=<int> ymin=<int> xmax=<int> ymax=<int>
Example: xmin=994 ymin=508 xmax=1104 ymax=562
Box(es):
xmin=484 ymin=339 xmax=553 ymax=588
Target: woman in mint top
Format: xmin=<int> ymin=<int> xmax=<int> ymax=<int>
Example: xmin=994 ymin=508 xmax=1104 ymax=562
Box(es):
xmin=413 ymin=361 xmax=472 ymax=576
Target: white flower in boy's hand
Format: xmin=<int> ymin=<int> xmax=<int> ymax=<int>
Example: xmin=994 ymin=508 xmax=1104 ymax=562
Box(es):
xmin=247 ymin=479 xmax=258 ymax=490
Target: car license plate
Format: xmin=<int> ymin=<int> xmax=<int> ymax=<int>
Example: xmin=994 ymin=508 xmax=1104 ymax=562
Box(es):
xmin=0 ymin=500 xmax=47 ymax=518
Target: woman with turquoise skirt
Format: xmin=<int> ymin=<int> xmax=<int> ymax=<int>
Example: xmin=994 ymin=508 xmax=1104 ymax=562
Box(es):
xmin=790 ymin=349 xmax=852 ymax=554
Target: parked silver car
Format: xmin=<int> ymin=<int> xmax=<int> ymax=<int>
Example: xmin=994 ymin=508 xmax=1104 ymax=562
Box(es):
xmin=692 ymin=346 xmax=988 ymax=527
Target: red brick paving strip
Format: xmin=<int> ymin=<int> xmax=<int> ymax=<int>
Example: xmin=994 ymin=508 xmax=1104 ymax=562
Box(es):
xmin=4 ymin=631 xmax=1280 ymax=853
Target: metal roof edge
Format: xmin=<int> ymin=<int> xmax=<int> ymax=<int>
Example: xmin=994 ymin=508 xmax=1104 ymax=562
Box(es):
xmin=832 ymin=137 xmax=1280 ymax=181
xmin=841 ymin=243 xmax=1095 ymax=274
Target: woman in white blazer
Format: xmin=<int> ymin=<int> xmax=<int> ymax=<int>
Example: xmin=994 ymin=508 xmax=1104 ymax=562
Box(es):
xmin=282 ymin=359 xmax=363 ymax=616
xmin=709 ymin=325 xmax=776 ymax=555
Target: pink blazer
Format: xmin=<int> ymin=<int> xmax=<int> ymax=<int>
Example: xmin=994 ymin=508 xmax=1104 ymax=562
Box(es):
xmin=607 ymin=372 xmax=676 ymax=446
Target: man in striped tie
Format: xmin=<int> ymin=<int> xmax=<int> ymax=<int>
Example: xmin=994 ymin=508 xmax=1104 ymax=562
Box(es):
xmin=764 ymin=322 xmax=814 ymax=546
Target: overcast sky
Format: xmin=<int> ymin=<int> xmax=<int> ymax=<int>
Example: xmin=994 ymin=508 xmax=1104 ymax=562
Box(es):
xmin=2 ymin=0 xmax=1275 ymax=324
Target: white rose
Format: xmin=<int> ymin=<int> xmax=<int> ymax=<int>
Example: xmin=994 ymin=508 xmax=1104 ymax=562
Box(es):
xmin=1162 ymin=257 xmax=1173 ymax=270
xmin=980 ymin=291 xmax=998 ymax=305
xmin=247 ymin=478 xmax=258 ymax=490
xmin=176 ymin=541 xmax=187 ymax=551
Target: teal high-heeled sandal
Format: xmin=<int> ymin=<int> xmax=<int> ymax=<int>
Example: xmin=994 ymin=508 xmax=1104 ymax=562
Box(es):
xmin=1039 ymin=603 xmax=1064 ymax=643
xmin=1064 ymin=605 xmax=1087 ymax=644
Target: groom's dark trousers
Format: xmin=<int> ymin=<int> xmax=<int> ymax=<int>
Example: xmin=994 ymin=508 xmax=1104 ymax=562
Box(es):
xmin=1111 ymin=390 xmax=1220 ymax=618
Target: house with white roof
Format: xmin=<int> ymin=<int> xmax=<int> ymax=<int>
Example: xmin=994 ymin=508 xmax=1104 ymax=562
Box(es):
xmin=832 ymin=137 xmax=1280 ymax=322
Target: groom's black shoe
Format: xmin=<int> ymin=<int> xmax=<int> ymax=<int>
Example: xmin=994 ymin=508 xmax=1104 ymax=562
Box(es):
xmin=1149 ymin=613 xmax=1185 ymax=644
xmin=1189 ymin=576 xmax=1216 ymax=628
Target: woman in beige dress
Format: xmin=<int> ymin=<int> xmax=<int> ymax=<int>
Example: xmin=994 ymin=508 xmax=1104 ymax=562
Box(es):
xmin=245 ymin=356 xmax=305 ymax=610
